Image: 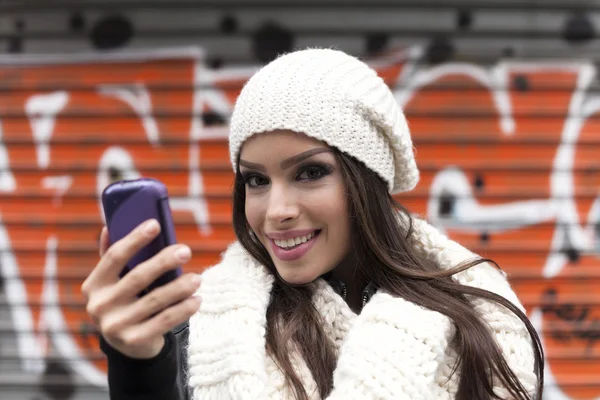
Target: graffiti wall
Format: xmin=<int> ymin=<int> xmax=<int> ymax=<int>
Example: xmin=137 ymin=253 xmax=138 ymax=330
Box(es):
xmin=0 ymin=47 xmax=598 ymax=399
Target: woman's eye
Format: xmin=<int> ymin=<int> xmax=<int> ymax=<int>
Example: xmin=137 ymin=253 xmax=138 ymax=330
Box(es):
xmin=297 ymin=166 xmax=327 ymax=181
xmin=246 ymin=175 xmax=269 ymax=188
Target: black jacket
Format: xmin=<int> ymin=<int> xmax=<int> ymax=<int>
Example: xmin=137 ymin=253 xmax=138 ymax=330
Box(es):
xmin=100 ymin=322 xmax=191 ymax=400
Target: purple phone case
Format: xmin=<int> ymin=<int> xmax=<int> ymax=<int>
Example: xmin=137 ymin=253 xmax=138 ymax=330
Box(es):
xmin=102 ymin=178 xmax=182 ymax=294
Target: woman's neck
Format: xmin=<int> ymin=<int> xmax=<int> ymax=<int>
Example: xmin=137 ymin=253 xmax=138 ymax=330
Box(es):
xmin=329 ymin=258 xmax=367 ymax=313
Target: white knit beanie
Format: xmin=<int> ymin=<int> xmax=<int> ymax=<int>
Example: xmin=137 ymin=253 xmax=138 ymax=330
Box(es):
xmin=228 ymin=48 xmax=419 ymax=193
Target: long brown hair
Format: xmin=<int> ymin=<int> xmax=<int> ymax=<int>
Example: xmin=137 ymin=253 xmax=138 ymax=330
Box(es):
xmin=232 ymin=149 xmax=544 ymax=400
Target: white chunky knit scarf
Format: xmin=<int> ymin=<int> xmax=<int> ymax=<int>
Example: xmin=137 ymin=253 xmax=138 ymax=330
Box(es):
xmin=188 ymin=218 xmax=537 ymax=399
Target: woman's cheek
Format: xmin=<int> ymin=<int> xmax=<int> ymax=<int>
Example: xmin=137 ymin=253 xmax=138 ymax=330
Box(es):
xmin=245 ymin=197 xmax=264 ymax=231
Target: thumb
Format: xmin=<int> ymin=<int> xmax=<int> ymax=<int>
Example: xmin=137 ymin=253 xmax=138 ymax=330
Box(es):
xmin=99 ymin=226 xmax=110 ymax=257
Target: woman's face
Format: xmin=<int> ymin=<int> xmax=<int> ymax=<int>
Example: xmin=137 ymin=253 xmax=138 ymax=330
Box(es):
xmin=239 ymin=130 xmax=351 ymax=285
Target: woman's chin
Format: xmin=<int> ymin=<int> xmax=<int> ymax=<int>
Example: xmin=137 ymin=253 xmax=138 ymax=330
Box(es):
xmin=277 ymin=270 xmax=319 ymax=286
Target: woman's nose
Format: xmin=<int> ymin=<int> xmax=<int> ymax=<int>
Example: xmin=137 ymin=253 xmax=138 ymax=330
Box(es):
xmin=265 ymin=184 xmax=300 ymax=224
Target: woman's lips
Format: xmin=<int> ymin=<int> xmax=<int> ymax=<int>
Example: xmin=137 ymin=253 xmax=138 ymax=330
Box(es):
xmin=268 ymin=230 xmax=321 ymax=262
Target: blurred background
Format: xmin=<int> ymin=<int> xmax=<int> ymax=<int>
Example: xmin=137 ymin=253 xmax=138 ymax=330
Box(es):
xmin=0 ymin=0 xmax=598 ymax=399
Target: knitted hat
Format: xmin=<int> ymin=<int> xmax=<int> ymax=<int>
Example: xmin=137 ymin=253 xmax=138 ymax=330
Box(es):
xmin=228 ymin=48 xmax=419 ymax=194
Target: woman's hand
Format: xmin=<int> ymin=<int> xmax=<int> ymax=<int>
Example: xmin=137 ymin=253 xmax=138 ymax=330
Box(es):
xmin=81 ymin=219 xmax=201 ymax=359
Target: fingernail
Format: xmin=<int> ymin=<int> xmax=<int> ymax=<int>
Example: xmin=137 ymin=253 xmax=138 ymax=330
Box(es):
xmin=191 ymin=274 xmax=201 ymax=285
xmin=143 ymin=219 xmax=159 ymax=236
xmin=175 ymin=245 xmax=191 ymax=262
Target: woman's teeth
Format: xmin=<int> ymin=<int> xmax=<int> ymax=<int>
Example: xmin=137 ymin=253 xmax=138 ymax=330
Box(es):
xmin=274 ymin=231 xmax=317 ymax=249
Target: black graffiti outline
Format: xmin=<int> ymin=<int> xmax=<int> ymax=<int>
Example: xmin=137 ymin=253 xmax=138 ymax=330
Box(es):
xmin=541 ymin=288 xmax=600 ymax=351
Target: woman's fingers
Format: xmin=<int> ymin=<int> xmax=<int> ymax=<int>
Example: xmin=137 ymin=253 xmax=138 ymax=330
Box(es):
xmin=116 ymin=295 xmax=202 ymax=350
xmin=118 ymin=273 xmax=201 ymax=326
xmin=114 ymin=243 xmax=192 ymax=299
xmin=82 ymin=219 xmax=161 ymax=296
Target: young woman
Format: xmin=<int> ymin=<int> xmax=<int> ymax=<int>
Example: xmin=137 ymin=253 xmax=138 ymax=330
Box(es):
xmin=83 ymin=48 xmax=544 ymax=400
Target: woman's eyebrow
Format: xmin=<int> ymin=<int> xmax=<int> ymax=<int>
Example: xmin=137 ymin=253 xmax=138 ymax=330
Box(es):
xmin=239 ymin=148 xmax=332 ymax=172
xmin=238 ymin=159 xmax=266 ymax=172
xmin=280 ymin=148 xmax=332 ymax=170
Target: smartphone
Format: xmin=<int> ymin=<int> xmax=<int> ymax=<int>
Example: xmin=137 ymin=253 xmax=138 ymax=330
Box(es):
xmin=101 ymin=178 xmax=182 ymax=294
